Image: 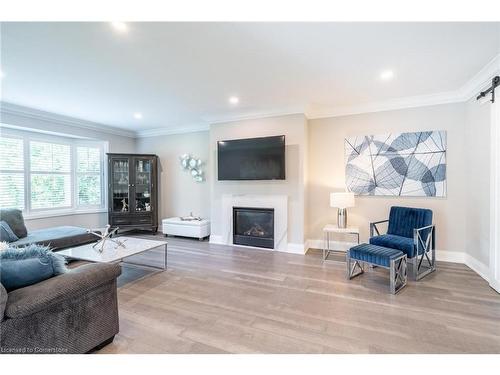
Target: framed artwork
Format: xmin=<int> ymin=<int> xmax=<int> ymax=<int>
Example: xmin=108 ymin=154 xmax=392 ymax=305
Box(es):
xmin=344 ymin=131 xmax=447 ymax=197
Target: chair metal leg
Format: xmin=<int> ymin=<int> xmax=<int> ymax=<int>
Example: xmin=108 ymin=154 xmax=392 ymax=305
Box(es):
xmin=346 ymin=251 xmax=364 ymax=280
xmin=391 ymin=256 xmax=407 ymax=294
xmin=346 ymin=252 xmax=351 ymax=279
xmin=390 ymin=259 xmax=395 ymax=294
xmin=412 ymin=226 xmax=436 ymax=281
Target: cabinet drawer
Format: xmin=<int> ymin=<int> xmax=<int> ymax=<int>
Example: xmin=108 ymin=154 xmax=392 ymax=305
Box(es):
xmin=111 ymin=216 xmax=131 ymax=225
xmin=136 ymin=216 xmax=152 ymax=224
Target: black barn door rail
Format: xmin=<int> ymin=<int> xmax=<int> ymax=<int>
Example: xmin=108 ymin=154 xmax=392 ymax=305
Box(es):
xmin=477 ymin=75 xmax=500 ymax=103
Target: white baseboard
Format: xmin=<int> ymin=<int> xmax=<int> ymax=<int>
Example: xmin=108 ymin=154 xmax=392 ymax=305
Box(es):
xmin=286 ymin=243 xmax=307 ymax=254
xmin=490 ymin=279 xmax=500 ymax=292
xmin=209 ymin=235 xmax=306 ymax=254
xmin=428 ymin=250 xmax=489 ymax=284
xmin=435 ymin=250 xmax=465 ymax=263
xmin=464 ymin=254 xmax=490 ymax=283
xmin=209 ymin=235 xmax=223 ymax=244
xmin=306 ymin=239 xmax=357 ymax=252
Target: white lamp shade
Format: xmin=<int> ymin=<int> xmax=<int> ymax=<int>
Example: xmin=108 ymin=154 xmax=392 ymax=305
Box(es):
xmin=330 ymin=192 xmax=355 ymax=209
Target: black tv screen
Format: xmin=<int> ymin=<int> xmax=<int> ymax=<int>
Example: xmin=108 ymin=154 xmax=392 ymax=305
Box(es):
xmin=217 ymin=135 xmax=285 ymax=180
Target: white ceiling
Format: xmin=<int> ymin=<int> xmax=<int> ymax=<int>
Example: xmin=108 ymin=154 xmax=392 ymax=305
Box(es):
xmin=1 ymin=22 xmax=499 ymax=133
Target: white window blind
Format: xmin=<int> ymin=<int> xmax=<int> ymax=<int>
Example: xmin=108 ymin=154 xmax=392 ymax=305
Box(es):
xmin=30 ymin=141 xmax=72 ymax=210
xmin=0 ymin=136 xmax=25 ymax=209
xmin=76 ymin=146 xmax=102 ymax=206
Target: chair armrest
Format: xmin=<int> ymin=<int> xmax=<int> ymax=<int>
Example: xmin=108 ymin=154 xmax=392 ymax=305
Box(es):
xmin=370 ymin=219 xmax=389 ymax=237
xmin=4 ymin=262 xmax=121 ymax=319
xmin=0 ymin=283 xmax=7 ymax=321
xmin=415 ymin=224 xmax=435 ymax=231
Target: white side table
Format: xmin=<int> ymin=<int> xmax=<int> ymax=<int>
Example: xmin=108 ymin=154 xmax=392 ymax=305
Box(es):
xmin=323 ymin=224 xmax=360 ymax=261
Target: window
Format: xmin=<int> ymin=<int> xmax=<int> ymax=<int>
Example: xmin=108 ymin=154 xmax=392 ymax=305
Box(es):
xmin=0 ymin=130 xmax=106 ymax=216
xmin=77 ymin=146 xmax=102 ymax=206
xmin=30 ymin=141 xmax=72 ymax=210
xmin=0 ymin=137 xmax=25 ymax=209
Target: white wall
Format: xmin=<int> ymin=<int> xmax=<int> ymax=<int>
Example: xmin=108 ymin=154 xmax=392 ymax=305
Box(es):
xmin=209 ymin=114 xmax=308 ymax=246
xmin=136 ymin=131 xmax=210 ymax=221
xmin=308 ymin=103 xmax=467 ymax=259
xmin=464 ymin=97 xmax=491 ymax=268
xmin=1 ymin=106 xmax=136 ymax=230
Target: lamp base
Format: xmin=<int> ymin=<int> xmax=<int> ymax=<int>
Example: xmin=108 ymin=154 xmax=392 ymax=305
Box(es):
xmin=337 ymin=208 xmax=347 ymax=229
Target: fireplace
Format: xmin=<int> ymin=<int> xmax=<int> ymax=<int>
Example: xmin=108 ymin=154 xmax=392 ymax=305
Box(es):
xmin=233 ymin=207 xmax=274 ymax=249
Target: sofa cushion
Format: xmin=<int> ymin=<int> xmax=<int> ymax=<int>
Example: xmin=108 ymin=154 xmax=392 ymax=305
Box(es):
xmin=370 ymin=234 xmax=415 ymax=258
xmin=349 ymin=243 xmax=404 ymax=267
xmin=387 ymin=206 xmax=433 ymax=239
xmin=0 ymin=220 xmax=19 ymax=242
xmin=0 ymin=244 xmax=68 ymax=292
xmin=10 ymin=226 xmax=97 ymax=251
xmin=0 ymin=208 xmax=28 ymax=239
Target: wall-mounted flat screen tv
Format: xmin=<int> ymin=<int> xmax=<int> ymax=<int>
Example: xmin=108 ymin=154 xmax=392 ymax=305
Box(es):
xmin=217 ymin=135 xmax=285 ymax=180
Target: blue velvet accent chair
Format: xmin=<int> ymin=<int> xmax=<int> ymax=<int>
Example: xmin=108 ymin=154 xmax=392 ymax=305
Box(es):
xmin=369 ymin=206 xmax=436 ymax=280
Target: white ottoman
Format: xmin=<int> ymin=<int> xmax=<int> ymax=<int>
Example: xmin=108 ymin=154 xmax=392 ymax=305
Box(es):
xmin=162 ymin=217 xmax=210 ymax=240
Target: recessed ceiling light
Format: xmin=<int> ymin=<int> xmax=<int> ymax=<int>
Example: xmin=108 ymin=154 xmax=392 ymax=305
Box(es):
xmin=111 ymin=22 xmax=128 ymax=33
xmin=133 ymin=112 xmax=143 ymax=120
xmin=380 ymin=70 xmax=395 ymax=81
xmin=229 ymin=96 xmax=239 ymax=105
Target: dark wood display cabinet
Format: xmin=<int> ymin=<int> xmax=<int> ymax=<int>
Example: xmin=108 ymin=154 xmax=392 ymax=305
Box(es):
xmin=107 ymin=153 xmax=159 ymax=233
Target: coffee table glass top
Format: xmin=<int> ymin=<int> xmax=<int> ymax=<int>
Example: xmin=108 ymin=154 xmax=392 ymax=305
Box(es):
xmin=58 ymin=236 xmax=167 ymax=263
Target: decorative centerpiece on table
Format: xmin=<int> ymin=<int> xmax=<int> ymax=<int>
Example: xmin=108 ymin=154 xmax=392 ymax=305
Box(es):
xmin=179 ymin=212 xmax=202 ymax=221
xmin=87 ymin=224 xmax=127 ymax=252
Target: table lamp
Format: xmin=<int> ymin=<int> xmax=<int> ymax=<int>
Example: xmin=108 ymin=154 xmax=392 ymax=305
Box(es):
xmin=330 ymin=192 xmax=355 ymax=229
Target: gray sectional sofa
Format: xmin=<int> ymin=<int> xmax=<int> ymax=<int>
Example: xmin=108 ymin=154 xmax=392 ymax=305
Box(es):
xmin=1 ymin=209 xmax=98 ymax=251
xmin=0 ymin=262 xmax=121 ymax=353
xmin=1 ymin=209 xmax=120 ymax=354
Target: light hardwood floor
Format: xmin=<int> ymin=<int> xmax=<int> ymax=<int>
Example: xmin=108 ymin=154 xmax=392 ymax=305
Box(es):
xmin=97 ymin=234 xmax=500 ymax=354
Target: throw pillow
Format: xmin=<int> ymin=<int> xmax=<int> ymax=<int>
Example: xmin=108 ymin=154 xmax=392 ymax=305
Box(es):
xmin=0 ymin=221 xmax=19 ymax=242
xmin=0 ymin=244 xmax=68 ymax=292
xmin=0 ymin=208 xmax=28 ymax=238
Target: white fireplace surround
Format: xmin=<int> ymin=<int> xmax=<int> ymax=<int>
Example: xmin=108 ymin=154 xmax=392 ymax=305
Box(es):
xmin=216 ymin=194 xmax=289 ymax=252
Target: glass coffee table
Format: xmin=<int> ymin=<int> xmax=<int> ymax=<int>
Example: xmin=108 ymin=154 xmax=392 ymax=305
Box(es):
xmin=58 ymin=236 xmax=168 ymax=270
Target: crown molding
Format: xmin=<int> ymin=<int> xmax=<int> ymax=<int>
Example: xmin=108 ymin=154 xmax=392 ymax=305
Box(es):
xmin=136 ymin=123 xmax=210 ymax=138
xmin=0 ymin=101 xmax=137 ymax=138
xmin=135 ymin=107 xmax=305 ymax=138
xmin=305 ymin=90 xmax=462 ymax=119
xmin=307 ymin=53 xmax=500 ymax=120
xmin=202 ymin=107 xmax=306 ymax=125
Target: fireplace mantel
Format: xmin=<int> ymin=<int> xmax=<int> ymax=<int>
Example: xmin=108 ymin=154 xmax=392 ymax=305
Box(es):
xmin=218 ymin=194 xmax=288 ymax=251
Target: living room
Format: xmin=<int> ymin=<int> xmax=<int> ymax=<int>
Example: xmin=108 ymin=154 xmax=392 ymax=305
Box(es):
xmin=1 ymin=1 xmax=500 ymax=372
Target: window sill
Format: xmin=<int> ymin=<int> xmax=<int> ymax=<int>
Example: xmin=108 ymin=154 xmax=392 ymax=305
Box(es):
xmin=23 ymin=208 xmax=108 ymax=221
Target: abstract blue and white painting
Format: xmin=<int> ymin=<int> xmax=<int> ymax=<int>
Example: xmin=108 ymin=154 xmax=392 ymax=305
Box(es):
xmin=344 ymin=131 xmax=446 ymax=197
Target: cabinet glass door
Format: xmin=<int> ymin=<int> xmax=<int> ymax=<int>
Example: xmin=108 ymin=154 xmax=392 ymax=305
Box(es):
xmin=111 ymin=158 xmax=129 ymax=212
xmin=134 ymin=158 xmax=152 ymax=213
